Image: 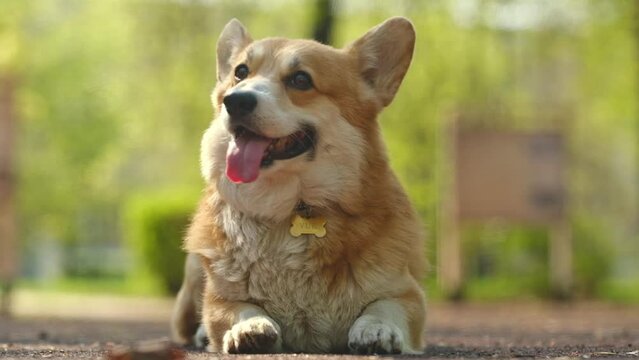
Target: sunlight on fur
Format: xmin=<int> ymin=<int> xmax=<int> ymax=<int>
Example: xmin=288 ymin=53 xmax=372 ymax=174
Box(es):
xmin=171 ymin=17 xmax=426 ymax=355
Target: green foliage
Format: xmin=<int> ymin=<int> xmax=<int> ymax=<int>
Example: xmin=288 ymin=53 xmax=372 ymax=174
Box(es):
xmin=462 ymin=224 xmax=549 ymax=298
xmin=123 ymin=190 xmax=197 ymax=295
xmin=572 ymin=215 xmax=614 ymax=297
xmin=597 ymin=278 xmax=639 ymax=304
xmin=18 ymin=276 xmax=156 ymax=296
xmin=460 ymin=218 xmax=614 ymax=299
xmin=3 ymin=0 xmax=638 ymax=300
xmin=335 ymin=2 xmax=638 ymax=299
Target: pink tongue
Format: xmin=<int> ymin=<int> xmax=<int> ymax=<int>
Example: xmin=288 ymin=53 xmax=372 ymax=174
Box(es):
xmin=226 ymin=134 xmax=271 ymax=183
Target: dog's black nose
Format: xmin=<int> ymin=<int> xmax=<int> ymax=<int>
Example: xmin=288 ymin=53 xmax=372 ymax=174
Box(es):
xmin=223 ymin=91 xmax=257 ymax=118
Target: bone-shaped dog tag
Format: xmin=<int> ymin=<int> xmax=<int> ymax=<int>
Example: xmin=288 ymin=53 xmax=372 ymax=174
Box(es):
xmin=290 ymin=214 xmax=327 ymax=238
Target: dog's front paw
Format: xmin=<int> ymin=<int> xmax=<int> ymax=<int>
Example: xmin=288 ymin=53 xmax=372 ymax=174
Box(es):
xmin=222 ymin=316 xmax=282 ymax=354
xmin=348 ymin=315 xmax=404 ymax=354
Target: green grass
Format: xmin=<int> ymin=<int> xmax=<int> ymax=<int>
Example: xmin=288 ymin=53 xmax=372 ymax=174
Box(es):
xmin=424 ymin=276 xmax=639 ymax=303
xmin=424 ymin=276 xmax=544 ymax=302
xmin=596 ymin=278 xmax=639 ymax=303
xmin=15 ymin=275 xmax=639 ymax=303
xmin=463 ymin=277 xmax=546 ymax=301
xmin=17 ymin=275 xmax=166 ymax=297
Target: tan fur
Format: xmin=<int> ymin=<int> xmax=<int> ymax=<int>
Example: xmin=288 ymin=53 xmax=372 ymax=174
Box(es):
xmin=170 ymin=252 xmax=203 ymax=345
xmin=172 ymin=17 xmax=426 ymax=354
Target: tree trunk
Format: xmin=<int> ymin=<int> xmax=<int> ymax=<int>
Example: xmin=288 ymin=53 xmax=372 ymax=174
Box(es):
xmin=635 ymin=0 xmax=639 ymax=242
xmin=312 ymin=0 xmax=334 ymax=45
xmin=0 ymin=74 xmax=18 ymax=316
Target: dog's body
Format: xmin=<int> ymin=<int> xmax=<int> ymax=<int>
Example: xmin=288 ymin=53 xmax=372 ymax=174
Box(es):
xmin=171 ymin=17 xmax=426 ymax=354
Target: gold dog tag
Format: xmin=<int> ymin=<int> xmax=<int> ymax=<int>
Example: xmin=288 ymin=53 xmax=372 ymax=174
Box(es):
xmin=290 ymin=214 xmax=327 ymax=238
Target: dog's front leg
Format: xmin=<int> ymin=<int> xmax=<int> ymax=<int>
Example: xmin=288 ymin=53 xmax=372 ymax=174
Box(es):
xmin=171 ymin=253 xmax=208 ymax=347
xmin=348 ymin=288 xmax=425 ymax=355
xmin=203 ymin=295 xmax=282 ymax=354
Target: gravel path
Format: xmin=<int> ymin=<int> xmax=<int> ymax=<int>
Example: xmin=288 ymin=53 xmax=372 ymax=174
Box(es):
xmin=1 ymin=302 xmax=638 ymax=359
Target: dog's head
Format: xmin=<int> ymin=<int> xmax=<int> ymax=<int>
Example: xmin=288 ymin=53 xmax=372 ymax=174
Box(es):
xmin=201 ymin=18 xmax=415 ymax=221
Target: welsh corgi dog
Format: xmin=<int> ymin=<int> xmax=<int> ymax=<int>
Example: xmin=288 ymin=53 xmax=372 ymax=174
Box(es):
xmin=171 ymin=17 xmax=426 ymax=354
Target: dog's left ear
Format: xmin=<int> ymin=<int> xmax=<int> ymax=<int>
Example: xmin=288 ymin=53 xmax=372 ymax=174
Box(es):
xmin=347 ymin=17 xmax=415 ymax=107
xmin=216 ymin=18 xmax=252 ymax=82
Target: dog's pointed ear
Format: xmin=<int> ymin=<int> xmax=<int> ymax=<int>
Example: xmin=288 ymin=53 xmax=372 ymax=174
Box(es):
xmin=347 ymin=17 xmax=415 ymax=107
xmin=216 ymin=19 xmax=252 ymax=82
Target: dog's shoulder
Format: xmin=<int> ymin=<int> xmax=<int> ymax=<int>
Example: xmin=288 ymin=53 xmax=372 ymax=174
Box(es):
xmin=183 ymin=187 xmax=227 ymax=257
xmin=317 ymin=185 xmax=424 ymax=288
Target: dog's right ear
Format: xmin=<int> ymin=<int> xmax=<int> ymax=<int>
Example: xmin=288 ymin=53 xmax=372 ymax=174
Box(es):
xmin=216 ymin=19 xmax=252 ymax=82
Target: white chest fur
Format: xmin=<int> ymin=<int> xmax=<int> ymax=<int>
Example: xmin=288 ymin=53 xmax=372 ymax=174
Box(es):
xmin=208 ymin=205 xmax=366 ymax=353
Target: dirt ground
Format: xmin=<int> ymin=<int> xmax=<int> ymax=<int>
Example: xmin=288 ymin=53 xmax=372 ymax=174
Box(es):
xmin=1 ymin=302 xmax=638 ymax=359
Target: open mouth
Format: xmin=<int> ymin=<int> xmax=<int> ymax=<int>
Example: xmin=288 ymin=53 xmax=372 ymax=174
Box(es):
xmin=225 ymin=125 xmax=316 ymax=184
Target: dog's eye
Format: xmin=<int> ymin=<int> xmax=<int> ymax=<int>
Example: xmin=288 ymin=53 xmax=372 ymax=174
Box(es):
xmin=234 ymin=64 xmax=249 ymax=81
xmin=288 ymin=71 xmax=313 ymax=91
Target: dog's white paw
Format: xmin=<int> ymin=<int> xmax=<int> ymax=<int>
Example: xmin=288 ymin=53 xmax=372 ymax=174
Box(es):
xmin=348 ymin=315 xmax=404 ymax=354
xmin=222 ymin=316 xmax=282 ymax=354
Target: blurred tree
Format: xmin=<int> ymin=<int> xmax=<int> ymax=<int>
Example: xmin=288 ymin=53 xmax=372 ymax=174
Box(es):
xmin=2 ymin=0 xmax=636 ymax=299
xmin=635 ymin=0 xmax=639 ymax=239
xmin=312 ymin=0 xmax=334 ymax=44
xmin=0 ymin=72 xmax=18 ymax=315
xmin=335 ymin=0 xmax=638 ymax=297
xmin=0 ymin=0 xmax=27 ymax=313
